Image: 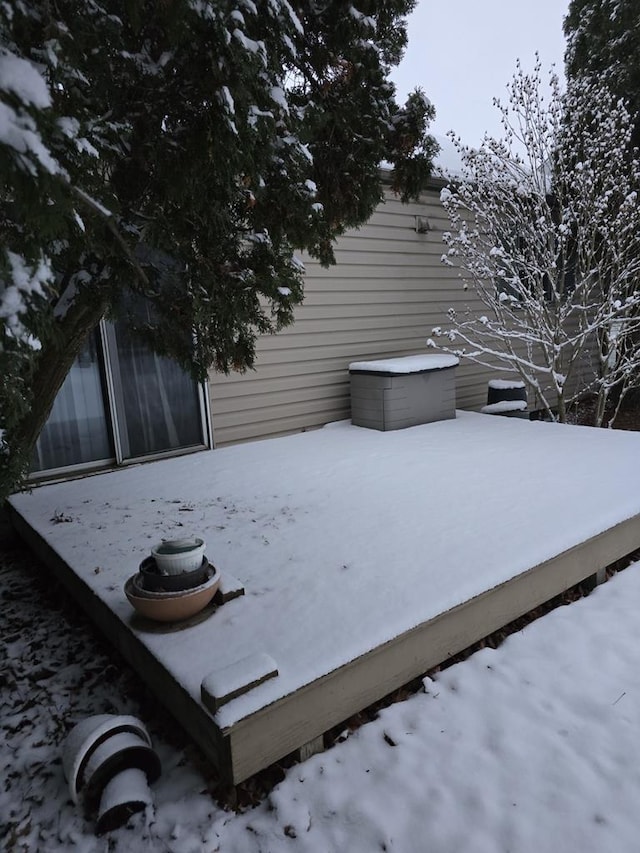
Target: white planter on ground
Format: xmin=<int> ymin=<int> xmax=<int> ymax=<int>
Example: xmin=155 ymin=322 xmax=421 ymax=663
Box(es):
xmin=62 ymin=713 xmax=161 ymax=835
xmin=62 ymin=714 xmax=153 ymax=804
xmin=96 ymin=768 xmax=153 ymax=835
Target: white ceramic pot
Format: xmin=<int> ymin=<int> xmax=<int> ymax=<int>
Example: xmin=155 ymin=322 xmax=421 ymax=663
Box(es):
xmin=151 ymin=537 xmax=206 ymax=575
xmin=82 ymin=730 xmax=160 ymax=812
xmin=62 ymin=714 xmax=152 ymax=804
xmin=96 ymin=768 xmax=153 ymax=835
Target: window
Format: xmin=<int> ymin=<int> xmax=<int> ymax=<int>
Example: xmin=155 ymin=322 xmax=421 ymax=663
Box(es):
xmin=31 ymin=320 xmax=210 ymax=478
xmin=31 ymin=331 xmax=113 ymax=473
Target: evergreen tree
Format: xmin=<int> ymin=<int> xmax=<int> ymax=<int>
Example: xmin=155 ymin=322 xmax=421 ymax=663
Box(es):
xmin=564 ymin=0 xmax=640 ymax=146
xmin=0 ymin=0 xmax=438 ymax=499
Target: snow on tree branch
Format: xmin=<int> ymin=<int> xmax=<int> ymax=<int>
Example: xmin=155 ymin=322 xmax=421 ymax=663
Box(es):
xmin=430 ymin=60 xmax=640 ymax=426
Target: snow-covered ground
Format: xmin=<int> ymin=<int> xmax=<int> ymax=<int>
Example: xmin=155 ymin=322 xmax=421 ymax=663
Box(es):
xmin=3 ymin=522 xmax=640 ymax=852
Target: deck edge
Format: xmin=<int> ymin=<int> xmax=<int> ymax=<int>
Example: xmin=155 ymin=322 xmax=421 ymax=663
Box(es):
xmin=7 ymin=504 xmax=235 ymax=785
xmin=225 ymin=512 xmax=640 ymax=782
xmin=10 ymin=500 xmax=640 ymax=785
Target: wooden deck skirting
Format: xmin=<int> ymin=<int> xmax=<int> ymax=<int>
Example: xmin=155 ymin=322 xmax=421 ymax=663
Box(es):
xmin=9 ymin=504 xmax=640 ymax=785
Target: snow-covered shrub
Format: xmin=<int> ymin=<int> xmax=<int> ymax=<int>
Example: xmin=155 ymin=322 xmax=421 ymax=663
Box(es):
xmin=431 ymin=59 xmax=640 ymax=425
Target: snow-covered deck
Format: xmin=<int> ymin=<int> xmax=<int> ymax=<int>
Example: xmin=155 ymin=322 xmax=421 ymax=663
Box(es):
xmin=9 ymin=412 xmax=640 ymax=784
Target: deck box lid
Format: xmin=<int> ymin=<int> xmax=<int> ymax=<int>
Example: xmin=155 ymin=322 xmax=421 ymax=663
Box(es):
xmin=349 ymin=354 xmax=459 ymax=376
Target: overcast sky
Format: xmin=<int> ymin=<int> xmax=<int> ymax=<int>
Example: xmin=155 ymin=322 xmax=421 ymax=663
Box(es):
xmin=391 ymin=0 xmax=571 ymax=147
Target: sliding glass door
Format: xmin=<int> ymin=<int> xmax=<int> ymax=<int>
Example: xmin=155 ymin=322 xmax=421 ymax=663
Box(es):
xmin=31 ymin=332 xmax=114 ymax=474
xmin=32 ymin=320 xmax=209 ymax=477
xmin=104 ymin=322 xmax=205 ymax=461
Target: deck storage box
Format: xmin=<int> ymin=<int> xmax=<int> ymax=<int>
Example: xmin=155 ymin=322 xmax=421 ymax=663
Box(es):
xmin=349 ymin=354 xmax=459 ymax=431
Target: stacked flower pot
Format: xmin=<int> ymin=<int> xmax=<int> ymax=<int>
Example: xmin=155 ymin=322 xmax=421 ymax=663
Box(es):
xmin=62 ymin=714 xmax=161 ymax=835
xmin=124 ymin=537 xmax=221 ymax=622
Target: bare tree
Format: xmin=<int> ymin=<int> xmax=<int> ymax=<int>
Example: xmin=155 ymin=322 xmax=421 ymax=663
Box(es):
xmin=429 ymin=60 xmax=640 ymax=426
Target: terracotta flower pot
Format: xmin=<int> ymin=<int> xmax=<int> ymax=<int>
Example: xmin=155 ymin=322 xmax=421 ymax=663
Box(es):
xmin=62 ymin=713 xmax=161 ymax=834
xmin=124 ymin=563 xmax=221 ymax=622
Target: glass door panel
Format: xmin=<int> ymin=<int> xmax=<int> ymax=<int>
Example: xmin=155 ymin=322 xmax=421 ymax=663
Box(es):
xmin=32 ymin=332 xmax=113 ymax=472
xmin=105 ymin=321 xmax=205 ymax=461
xmin=31 ymin=314 xmax=208 ymax=477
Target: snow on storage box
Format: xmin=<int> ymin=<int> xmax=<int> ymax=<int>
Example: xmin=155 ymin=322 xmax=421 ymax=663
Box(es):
xmin=349 ymin=354 xmax=459 ymax=431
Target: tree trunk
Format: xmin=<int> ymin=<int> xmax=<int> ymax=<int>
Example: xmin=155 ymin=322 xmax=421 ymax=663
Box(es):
xmin=593 ymin=387 xmax=609 ymax=428
xmin=556 ymin=393 xmax=567 ymax=424
xmin=1 ymin=294 xmax=110 ymax=501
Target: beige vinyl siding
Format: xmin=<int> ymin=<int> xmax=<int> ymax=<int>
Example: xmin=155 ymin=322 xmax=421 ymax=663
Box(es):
xmin=208 ymin=188 xmax=512 ymax=446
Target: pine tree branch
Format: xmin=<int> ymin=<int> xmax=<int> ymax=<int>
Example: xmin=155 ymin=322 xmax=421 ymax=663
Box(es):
xmin=69 ymin=186 xmax=149 ymax=287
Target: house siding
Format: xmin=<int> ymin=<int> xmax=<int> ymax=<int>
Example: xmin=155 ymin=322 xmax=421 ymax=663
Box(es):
xmin=208 ymin=188 xmax=519 ymax=446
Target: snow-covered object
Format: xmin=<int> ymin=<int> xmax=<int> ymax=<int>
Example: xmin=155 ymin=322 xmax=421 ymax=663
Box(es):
xmin=62 ymin=712 xmax=160 ymax=835
xmin=1 ymin=252 xmax=52 ymax=345
xmin=431 ymin=131 xmax=465 ymax=178
xmin=95 ymin=768 xmax=152 ymax=836
xmin=151 ymin=537 xmax=205 ymax=575
xmin=348 ymin=354 xmax=459 ymax=374
xmin=62 ymin=714 xmax=152 ymax=804
xmin=486 ymin=377 xmax=527 ymax=410
xmin=482 ymin=400 xmax=528 ymax=414
xmin=488 ymin=378 xmax=526 ymax=390
xmin=350 ymin=355 xmax=457 ymax=430
xmin=216 ymin=570 xmax=246 ymax=603
xmin=124 ymin=563 xmax=220 ymax=622
xmin=0 ymin=52 xmax=51 ymax=108
xmin=201 ymin=652 xmax=279 ymax=712
xmin=81 ymin=731 xmax=160 ymax=811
